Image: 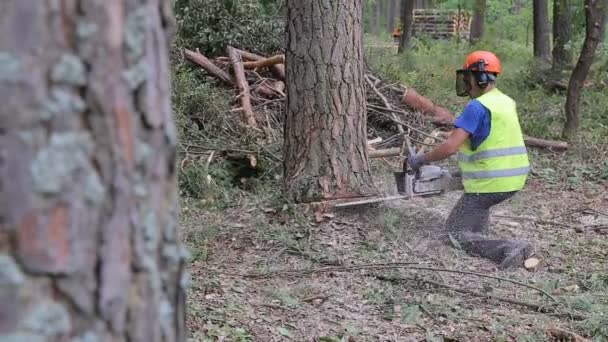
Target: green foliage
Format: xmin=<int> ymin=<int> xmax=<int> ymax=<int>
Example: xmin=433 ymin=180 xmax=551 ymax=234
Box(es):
xmin=174 ymin=0 xmax=284 ymax=57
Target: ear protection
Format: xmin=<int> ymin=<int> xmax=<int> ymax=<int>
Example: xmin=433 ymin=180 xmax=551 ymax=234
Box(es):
xmin=475 ymin=59 xmax=489 ymax=88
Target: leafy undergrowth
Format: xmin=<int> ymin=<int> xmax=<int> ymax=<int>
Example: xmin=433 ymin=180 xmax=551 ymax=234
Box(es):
xmin=179 ymin=158 xmax=608 ymax=341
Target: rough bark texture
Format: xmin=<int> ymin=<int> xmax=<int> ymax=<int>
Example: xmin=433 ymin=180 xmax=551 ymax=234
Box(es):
xmin=0 ymin=1 xmax=187 ymax=341
xmin=285 ymin=0 xmax=376 ymax=203
xmin=533 ymin=0 xmax=552 ymax=61
xmin=398 ymin=0 xmax=415 ymax=53
xmin=470 ymin=0 xmax=486 ymax=44
xmin=563 ymin=0 xmax=607 ymax=139
xmin=553 ymin=0 xmax=573 ymax=70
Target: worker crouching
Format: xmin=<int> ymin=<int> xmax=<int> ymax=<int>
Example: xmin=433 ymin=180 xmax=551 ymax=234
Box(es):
xmin=408 ymin=51 xmax=534 ymax=269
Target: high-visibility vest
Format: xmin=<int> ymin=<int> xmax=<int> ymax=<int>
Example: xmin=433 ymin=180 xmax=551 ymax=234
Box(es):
xmin=458 ymin=88 xmax=530 ymax=193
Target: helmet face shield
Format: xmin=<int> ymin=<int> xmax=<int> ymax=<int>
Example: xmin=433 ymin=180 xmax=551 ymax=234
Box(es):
xmin=455 ymin=70 xmax=471 ymax=97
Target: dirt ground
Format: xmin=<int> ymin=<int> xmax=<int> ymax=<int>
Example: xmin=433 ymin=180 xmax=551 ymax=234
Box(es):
xmin=181 ymin=163 xmax=608 ymax=342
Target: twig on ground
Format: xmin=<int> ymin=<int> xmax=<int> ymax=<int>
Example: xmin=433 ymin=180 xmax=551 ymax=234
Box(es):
xmin=367 ymin=106 xmax=445 ymax=142
xmin=374 ymin=274 xmax=586 ymax=320
xmin=493 ymin=214 xmax=571 ymax=228
xmin=232 ymin=262 xmax=557 ymax=302
xmin=302 ymin=295 xmax=331 ymax=303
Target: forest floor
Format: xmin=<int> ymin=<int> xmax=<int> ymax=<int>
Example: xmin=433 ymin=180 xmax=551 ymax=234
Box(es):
xmin=179 ymin=160 xmax=608 ymax=342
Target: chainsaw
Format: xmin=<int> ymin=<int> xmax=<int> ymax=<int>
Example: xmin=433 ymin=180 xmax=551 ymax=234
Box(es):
xmin=334 ymin=137 xmax=462 ymax=208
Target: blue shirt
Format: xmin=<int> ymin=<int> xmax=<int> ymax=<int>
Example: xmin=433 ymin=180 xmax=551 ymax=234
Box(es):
xmin=454 ymin=99 xmax=491 ymax=150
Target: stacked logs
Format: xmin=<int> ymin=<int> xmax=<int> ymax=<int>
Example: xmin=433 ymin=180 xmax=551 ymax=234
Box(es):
xmin=412 ymin=9 xmax=472 ymax=40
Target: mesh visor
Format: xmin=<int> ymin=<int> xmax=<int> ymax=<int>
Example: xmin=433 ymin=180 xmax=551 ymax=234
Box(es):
xmin=455 ymin=70 xmax=470 ymax=97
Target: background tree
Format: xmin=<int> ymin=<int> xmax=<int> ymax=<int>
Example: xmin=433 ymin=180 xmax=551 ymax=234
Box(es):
xmin=533 ymin=0 xmax=552 ymax=61
xmin=553 ymin=0 xmax=573 ymax=71
xmin=470 ymin=0 xmax=487 ymax=43
xmin=376 ymin=0 xmax=383 ymax=35
xmin=398 ymin=0 xmax=416 ymax=53
xmin=284 ymin=0 xmax=376 ymax=203
xmin=388 ymin=0 xmax=399 ymax=33
xmin=563 ymin=0 xmax=607 ymax=139
xmin=0 ymin=1 xmax=187 ymax=340
xmin=511 ymin=0 xmax=525 ymax=14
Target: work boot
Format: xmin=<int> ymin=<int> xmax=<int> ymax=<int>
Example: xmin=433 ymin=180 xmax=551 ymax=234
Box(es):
xmin=498 ymin=241 xmax=533 ymax=270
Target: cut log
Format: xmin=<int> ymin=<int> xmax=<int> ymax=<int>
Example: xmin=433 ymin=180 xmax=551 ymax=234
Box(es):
xmin=243 ymin=55 xmax=285 ymax=70
xmin=235 ymin=48 xmax=285 ymax=81
xmin=184 ymin=49 xmax=233 ymax=86
xmin=369 ymin=147 xmax=401 ymax=158
xmin=252 ymin=80 xmax=285 ymax=99
xmin=227 ymin=46 xmax=257 ymax=128
xmin=523 ymin=136 xmax=569 ymax=151
xmin=402 ymin=87 xmax=455 ymax=125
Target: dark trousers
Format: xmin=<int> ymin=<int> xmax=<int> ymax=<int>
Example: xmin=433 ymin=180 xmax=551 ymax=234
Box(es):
xmin=444 ymin=192 xmax=532 ymax=268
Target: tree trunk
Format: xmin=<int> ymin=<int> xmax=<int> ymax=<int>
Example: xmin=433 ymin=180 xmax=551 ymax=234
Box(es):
xmin=388 ymin=0 xmax=398 ymax=34
xmin=398 ymin=0 xmax=415 ymax=53
xmin=376 ymin=0 xmax=382 ymax=35
xmin=470 ymin=0 xmax=486 ymax=44
xmin=0 ymin=1 xmax=187 ymax=341
xmin=563 ymin=0 xmax=607 ymax=139
xmin=285 ymin=0 xmax=376 ymax=203
xmin=533 ymin=0 xmax=552 ymax=61
xmin=511 ymin=0 xmax=524 ymax=14
xmin=553 ymin=0 xmax=573 ymax=71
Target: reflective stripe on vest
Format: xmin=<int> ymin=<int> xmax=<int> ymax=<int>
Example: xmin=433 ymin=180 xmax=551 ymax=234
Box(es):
xmin=462 ymin=166 xmax=530 ymax=179
xmin=457 ymin=146 xmax=528 ymax=163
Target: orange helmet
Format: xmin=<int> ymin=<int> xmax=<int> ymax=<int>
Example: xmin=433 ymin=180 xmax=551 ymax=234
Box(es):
xmin=462 ymin=51 xmax=502 ymax=74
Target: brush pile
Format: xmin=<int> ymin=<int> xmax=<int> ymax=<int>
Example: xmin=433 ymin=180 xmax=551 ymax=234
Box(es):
xmin=182 ymin=46 xmax=569 ymax=156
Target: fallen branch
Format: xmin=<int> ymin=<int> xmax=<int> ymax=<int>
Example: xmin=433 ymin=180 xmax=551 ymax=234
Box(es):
xmin=184 ymin=48 xmax=233 ymax=86
xmin=547 ymin=326 xmax=591 ymax=341
xmin=523 ymin=136 xmax=569 ymax=151
xmin=236 ymin=48 xmax=285 ymax=80
xmin=243 ymin=55 xmax=285 ymax=69
xmin=369 ymin=147 xmax=402 ymax=158
xmin=376 ymin=275 xmax=585 ymax=320
xmin=227 ymin=46 xmax=257 ymax=128
xmin=366 ymin=75 xmax=405 ymax=134
xmin=492 ymin=214 xmax=571 ymax=228
xmin=368 ymin=107 xmax=446 ymax=142
xmin=234 ymin=262 xmax=556 ymax=302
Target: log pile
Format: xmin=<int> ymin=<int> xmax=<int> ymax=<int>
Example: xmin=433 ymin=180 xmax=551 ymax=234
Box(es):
xmin=183 ymin=46 xmax=569 ymax=155
xmin=412 ymin=9 xmax=472 ymax=40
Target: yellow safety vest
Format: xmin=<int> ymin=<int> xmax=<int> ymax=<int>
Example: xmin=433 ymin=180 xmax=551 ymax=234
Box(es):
xmin=458 ymin=88 xmax=530 ymax=193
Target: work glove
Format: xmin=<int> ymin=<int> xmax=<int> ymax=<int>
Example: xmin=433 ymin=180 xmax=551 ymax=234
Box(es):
xmin=407 ymin=153 xmax=427 ymax=172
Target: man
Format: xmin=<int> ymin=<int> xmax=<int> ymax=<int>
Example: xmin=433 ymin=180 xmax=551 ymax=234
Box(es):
xmin=408 ymin=51 xmax=533 ymax=269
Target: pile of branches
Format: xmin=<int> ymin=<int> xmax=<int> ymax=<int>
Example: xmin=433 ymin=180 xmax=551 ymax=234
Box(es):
xmin=183 ymin=47 xmax=569 ymax=156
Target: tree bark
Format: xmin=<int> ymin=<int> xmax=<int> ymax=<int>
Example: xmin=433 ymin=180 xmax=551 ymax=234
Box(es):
xmin=533 ymin=0 xmax=552 ymax=61
xmin=470 ymin=0 xmax=486 ymax=44
xmin=285 ymin=0 xmax=376 ymax=202
xmin=388 ymin=0 xmax=398 ymax=34
xmin=0 ymin=1 xmax=187 ymax=341
xmin=0 ymin=0 xmax=186 ymax=341
xmin=563 ymin=0 xmax=607 ymax=139
xmin=398 ymin=0 xmax=415 ymax=53
xmin=553 ymin=0 xmax=573 ymax=71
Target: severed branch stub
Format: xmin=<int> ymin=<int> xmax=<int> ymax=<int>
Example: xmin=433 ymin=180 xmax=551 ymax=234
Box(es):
xmin=227 ymin=46 xmax=258 ymax=128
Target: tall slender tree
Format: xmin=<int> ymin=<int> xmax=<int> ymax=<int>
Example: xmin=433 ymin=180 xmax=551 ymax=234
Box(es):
xmin=388 ymin=0 xmax=398 ymax=34
xmin=563 ymin=0 xmax=607 ymax=139
xmin=0 ymin=0 xmax=187 ymax=340
xmin=470 ymin=0 xmax=487 ymax=44
xmin=553 ymin=0 xmax=573 ymax=71
xmin=284 ymin=0 xmax=376 ymax=202
xmin=533 ymin=0 xmax=552 ymax=61
xmin=398 ymin=0 xmax=415 ymax=53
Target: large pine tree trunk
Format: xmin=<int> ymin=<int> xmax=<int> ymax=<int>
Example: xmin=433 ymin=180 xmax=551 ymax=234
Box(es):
xmin=0 ymin=1 xmax=187 ymax=341
xmin=533 ymin=0 xmax=552 ymax=61
xmin=470 ymin=0 xmax=486 ymax=44
xmin=284 ymin=0 xmax=376 ymax=203
xmin=398 ymin=0 xmax=415 ymax=53
xmin=563 ymin=0 xmax=607 ymax=139
xmin=553 ymin=0 xmax=573 ymax=71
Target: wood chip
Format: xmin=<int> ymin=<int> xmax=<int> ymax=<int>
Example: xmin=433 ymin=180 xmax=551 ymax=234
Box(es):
xmin=524 ymin=257 xmax=540 ymax=269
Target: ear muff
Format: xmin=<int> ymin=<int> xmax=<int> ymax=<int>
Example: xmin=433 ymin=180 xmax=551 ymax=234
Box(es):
xmin=476 ymin=59 xmax=488 ymax=88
